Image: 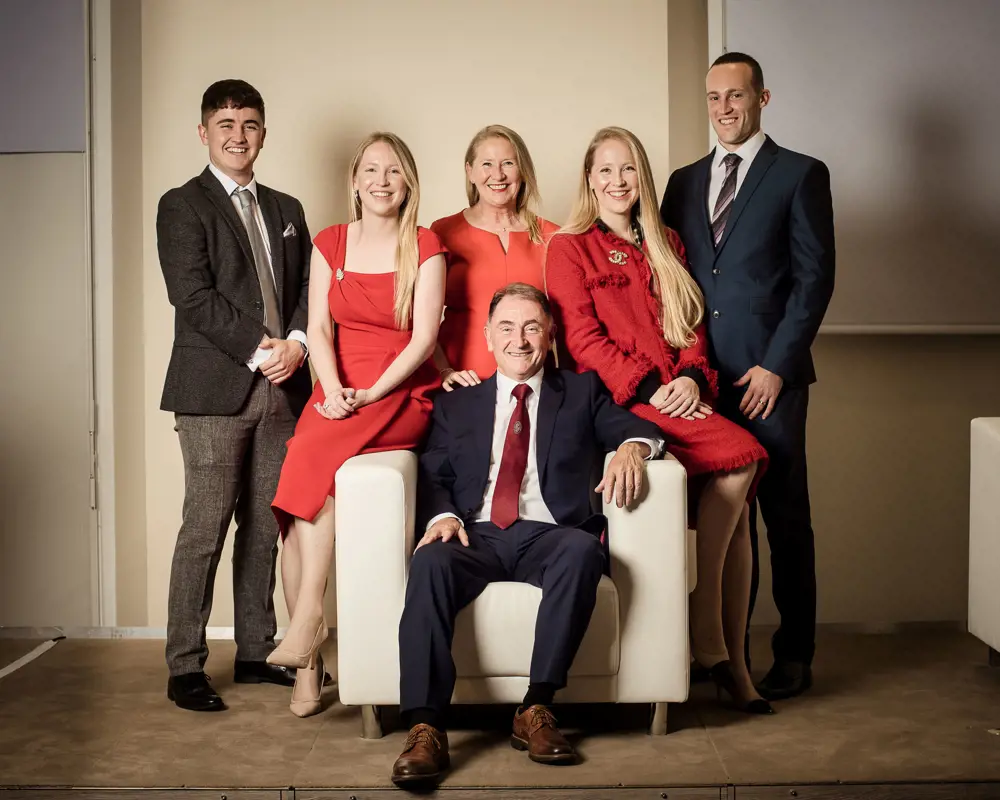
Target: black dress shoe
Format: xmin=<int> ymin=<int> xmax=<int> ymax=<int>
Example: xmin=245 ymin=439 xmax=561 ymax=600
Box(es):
xmin=234 ymin=660 xmax=296 ymax=686
xmin=234 ymin=660 xmax=334 ymax=687
xmin=756 ymin=661 xmax=813 ymax=701
xmin=167 ymin=672 xmax=226 ymax=712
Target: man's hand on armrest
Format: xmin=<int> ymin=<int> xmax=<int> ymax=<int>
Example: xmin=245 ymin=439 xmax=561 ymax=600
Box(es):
xmin=415 ymin=516 xmax=469 ymax=550
xmin=596 ymin=441 xmax=654 ymax=509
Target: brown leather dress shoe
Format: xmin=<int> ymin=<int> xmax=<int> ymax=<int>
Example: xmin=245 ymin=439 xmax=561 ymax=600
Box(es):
xmin=390 ymin=723 xmax=450 ymax=786
xmin=511 ymin=705 xmax=577 ymax=764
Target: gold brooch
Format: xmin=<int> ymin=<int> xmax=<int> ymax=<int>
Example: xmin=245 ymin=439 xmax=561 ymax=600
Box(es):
xmin=608 ymin=249 xmax=628 ymax=265
xmin=336 ymin=268 xmax=345 ymax=281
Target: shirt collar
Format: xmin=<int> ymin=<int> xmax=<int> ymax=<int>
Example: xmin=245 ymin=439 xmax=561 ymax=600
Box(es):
xmin=208 ymin=161 xmax=258 ymax=201
xmin=713 ymin=129 xmax=766 ymax=169
xmin=496 ymin=367 xmax=545 ymax=402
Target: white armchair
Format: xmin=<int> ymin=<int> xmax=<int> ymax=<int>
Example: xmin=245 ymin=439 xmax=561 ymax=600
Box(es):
xmin=334 ymin=449 xmax=695 ymax=738
xmin=969 ymin=418 xmax=1000 ymax=665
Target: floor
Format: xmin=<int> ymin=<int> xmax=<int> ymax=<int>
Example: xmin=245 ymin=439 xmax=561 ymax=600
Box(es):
xmin=0 ymin=629 xmax=998 ymax=798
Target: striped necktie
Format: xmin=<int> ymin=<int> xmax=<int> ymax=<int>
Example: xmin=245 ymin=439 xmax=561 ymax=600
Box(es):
xmin=711 ymin=153 xmax=742 ymax=248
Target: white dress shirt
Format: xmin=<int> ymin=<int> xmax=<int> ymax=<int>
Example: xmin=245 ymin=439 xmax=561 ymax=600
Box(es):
xmin=706 ymin=129 xmax=767 ymax=217
xmin=426 ymin=368 xmax=663 ymax=531
xmin=207 ymin=162 xmax=307 ymax=371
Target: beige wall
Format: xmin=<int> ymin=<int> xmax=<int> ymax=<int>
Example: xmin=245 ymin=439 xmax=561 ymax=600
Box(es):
xmin=99 ymin=0 xmax=999 ymax=630
xmin=0 ymin=154 xmax=95 ymax=626
xmin=668 ymin=0 xmax=709 ymax=167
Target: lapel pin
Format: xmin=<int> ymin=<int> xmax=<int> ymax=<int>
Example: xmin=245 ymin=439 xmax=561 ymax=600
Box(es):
xmin=608 ymin=249 xmax=628 ymax=265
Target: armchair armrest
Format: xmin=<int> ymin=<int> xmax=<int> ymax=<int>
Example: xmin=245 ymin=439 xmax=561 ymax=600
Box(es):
xmin=605 ymin=452 xmax=690 ymax=702
xmin=335 ymin=450 xmax=417 ymax=706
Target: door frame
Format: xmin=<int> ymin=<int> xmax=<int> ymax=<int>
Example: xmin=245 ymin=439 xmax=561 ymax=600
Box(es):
xmin=88 ymin=0 xmax=117 ymax=626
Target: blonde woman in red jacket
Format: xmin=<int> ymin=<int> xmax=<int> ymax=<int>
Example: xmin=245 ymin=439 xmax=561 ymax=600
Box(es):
xmin=545 ymin=127 xmax=771 ymax=714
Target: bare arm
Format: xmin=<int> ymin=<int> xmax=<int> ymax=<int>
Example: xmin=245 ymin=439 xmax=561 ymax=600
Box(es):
xmin=432 ymin=343 xmax=452 ymax=374
xmin=305 ymin=246 xmax=342 ymax=396
xmin=433 ymin=338 xmax=481 ymax=392
xmin=361 ymin=253 xmax=447 ymax=403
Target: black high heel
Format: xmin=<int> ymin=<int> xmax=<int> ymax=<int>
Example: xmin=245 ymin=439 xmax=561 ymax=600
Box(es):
xmin=707 ymin=660 xmax=775 ymax=715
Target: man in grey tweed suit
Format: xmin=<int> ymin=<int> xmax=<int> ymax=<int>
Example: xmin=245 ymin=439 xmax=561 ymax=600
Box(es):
xmin=157 ymin=79 xmax=312 ymax=711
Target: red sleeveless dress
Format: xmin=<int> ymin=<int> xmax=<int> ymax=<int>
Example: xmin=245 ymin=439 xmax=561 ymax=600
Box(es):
xmin=271 ymin=224 xmax=446 ymax=533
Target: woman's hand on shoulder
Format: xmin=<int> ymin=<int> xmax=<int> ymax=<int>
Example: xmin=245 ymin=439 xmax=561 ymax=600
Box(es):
xmin=441 ymin=369 xmax=481 ymax=392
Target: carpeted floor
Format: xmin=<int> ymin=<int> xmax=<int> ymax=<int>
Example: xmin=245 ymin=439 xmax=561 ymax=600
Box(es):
xmin=0 ymin=629 xmax=998 ymax=792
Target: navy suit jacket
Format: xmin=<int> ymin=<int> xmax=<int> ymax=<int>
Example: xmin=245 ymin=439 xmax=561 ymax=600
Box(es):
xmin=660 ymin=136 xmax=835 ymax=387
xmin=417 ymin=369 xmax=663 ymax=534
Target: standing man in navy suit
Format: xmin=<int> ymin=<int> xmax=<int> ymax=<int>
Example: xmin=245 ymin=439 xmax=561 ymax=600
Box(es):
xmin=390 ymin=283 xmax=663 ymax=787
xmin=660 ymin=53 xmax=835 ymax=700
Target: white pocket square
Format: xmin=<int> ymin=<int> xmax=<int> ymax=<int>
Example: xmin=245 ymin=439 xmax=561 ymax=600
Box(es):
xmin=282 ymin=222 xmax=297 ymax=238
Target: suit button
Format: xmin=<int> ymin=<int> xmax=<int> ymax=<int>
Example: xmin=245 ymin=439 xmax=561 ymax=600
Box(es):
xmin=712 ymin=310 xmax=721 ymax=319
xmin=712 ymin=268 xmax=721 ymax=275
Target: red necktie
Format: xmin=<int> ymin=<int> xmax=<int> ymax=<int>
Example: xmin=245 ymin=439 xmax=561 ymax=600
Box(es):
xmin=490 ymin=383 xmax=533 ymax=529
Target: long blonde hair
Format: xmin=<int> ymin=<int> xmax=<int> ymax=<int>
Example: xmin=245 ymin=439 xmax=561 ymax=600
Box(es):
xmin=348 ymin=132 xmax=421 ymax=329
xmin=464 ymin=124 xmax=545 ymax=245
xmin=559 ymin=126 xmax=703 ymax=348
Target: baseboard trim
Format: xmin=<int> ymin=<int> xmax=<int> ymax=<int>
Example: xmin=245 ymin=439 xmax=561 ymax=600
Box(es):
xmin=0 ymin=621 xmax=964 ymax=641
xmin=0 ymin=626 xmax=338 ymax=640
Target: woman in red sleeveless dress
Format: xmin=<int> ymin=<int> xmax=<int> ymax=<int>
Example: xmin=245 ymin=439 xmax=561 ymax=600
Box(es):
xmin=267 ymin=133 xmax=446 ymax=717
xmin=546 ymin=127 xmax=771 ymax=715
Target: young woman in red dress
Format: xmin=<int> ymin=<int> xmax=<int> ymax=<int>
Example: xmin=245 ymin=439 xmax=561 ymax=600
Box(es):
xmin=267 ymin=133 xmax=447 ymax=717
xmin=545 ymin=127 xmax=772 ymax=714
xmin=430 ymin=125 xmax=558 ymax=389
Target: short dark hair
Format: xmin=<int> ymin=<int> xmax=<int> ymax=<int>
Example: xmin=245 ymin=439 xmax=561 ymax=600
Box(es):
xmin=711 ymin=52 xmax=764 ymax=94
xmin=201 ymin=79 xmax=265 ymax=125
xmin=488 ymin=282 xmax=552 ymax=321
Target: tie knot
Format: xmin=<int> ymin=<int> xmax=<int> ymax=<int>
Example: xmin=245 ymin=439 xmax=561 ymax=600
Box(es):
xmin=235 ymin=188 xmax=254 ymax=209
xmin=512 ymin=383 xmax=532 ymax=402
xmin=722 ymin=153 xmax=741 ymax=169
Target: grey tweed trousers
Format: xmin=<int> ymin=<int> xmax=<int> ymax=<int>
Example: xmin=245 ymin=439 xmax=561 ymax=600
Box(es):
xmin=166 ymin=376 xmax=297 ymax=676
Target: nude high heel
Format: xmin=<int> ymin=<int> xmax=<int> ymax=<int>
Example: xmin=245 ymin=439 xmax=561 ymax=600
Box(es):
xmin=289 ymin=652 xmax=325 ymax=718
xmin=267 ymin=617 xmax=328 ymax=670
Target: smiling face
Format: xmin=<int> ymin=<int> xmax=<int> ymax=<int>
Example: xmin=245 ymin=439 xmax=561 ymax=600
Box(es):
xmin=466 ymin=136 xmax=521 ymax=211
xmin=706 ymin=62 xmax=770 ymax=151
xmin=588 ymin=137 xmax=639 ymax=219
xmin=353 ymin=140 xmax=408 ymax=218
xmin=198 ymin=105 xmax=265 ymax=183
xmin=485 ymin=294 xmax=552 ymax=382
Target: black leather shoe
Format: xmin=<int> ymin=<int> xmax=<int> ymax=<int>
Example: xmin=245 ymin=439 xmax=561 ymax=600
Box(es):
xmin=756 ymin=661 xmax=813 ymax=701
xmin=234 ymin=660 xmax=334 ymax=687
xmin=167 ymin=672 xmax=226 ymax=712
xmin=233 ymin=661 xmax=333 ymax=686
xmin=234 ymin=660 xmax=296 ymax=686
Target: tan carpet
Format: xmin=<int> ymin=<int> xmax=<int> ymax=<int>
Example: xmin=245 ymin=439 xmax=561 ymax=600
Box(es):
xmin=0 ymin=630 xmax=997 ymax=789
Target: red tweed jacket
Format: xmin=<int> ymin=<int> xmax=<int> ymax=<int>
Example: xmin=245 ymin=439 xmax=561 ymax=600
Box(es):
xmin=545 ymin=222 xmax=718 ymax=406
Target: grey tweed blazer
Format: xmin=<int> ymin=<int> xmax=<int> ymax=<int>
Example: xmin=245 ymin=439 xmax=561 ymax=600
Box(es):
xmin=156 ymin=167 xmax=313 ymax=416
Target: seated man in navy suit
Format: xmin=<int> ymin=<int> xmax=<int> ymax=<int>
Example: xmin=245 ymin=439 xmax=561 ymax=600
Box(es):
xmin=391 ymin=283 xmax=664 ymax=787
